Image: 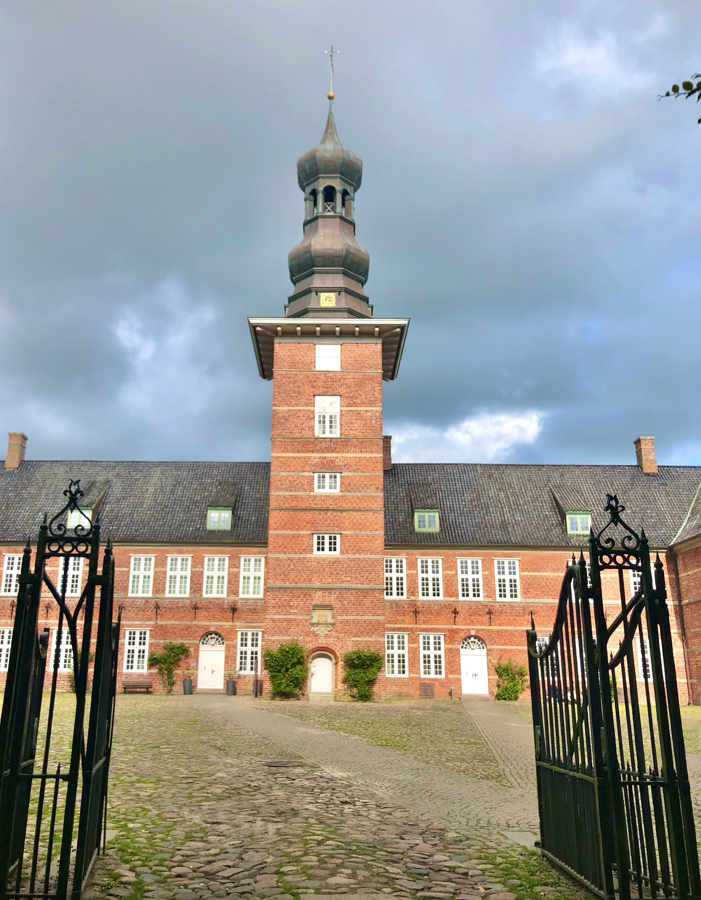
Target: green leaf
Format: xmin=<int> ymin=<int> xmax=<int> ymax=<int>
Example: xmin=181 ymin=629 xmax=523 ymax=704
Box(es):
xmin=682 ymin=81 xmax=694 ymax=91
xmin=672 ymin=84 xmax=680 ymax=93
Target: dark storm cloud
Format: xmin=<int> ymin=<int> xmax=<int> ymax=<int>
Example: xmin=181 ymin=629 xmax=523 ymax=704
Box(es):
xmin=0 ymin=0 xmax=699 ymax=465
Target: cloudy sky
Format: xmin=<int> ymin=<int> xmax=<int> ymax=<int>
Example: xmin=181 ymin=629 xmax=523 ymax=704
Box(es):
xmin=1 ymin=1 xmax=699 ymax=466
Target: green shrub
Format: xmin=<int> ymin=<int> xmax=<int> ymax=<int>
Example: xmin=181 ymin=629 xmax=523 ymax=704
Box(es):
xmin=148 ymin=641 xmax=190 ymax=693
xmin=263 ymin=641 xmax=307 ymax=698
xmin=343 ymin=649 xmax=383 ymax=702
xmin=493 ymin=658 xmax=528 ymax=700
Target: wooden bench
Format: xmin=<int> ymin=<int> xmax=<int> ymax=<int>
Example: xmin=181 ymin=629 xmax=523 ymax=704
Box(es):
xmin=122 ymin=680 xmax=153 ymax=694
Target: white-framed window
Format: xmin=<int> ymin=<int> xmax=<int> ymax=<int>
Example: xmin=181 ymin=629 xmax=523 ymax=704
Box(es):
xmin=129 ymin=556 xmax=154 ymax=597
xmin=239 ymin=556 xmax=264 ymax=597
xmin=385 ymin=633 xmax=408 ymax=676
xmin=495 ymin=559 xmax=520 ymax=600
xmin=1 ymin=554 xmax=22 ymax=596
xmin=420 ymin=634 xmax=444 ymax=677
xmin=630 ymin=569 xmax=642 ymax=597
xmin=419 ymin=558 xmax=442 ymax=598
xmin=58 ymin=557 xmax=83 ymax=597
xmin=314 ymin=472 xmax=340 ymax=492
xmin=414 ymin=510 xmax=440 ymax=532
xmin=204 ymin=556 xmax=229 ymax=597
xmin=67 ymin=507 xmax=92 ymax=530
xmin=637 ymin=635 xmax=651 ymax=682
xmin=0 ymin=628 xmax=12 ymax=671
xmin=314 ymin=534 xmax=339 ymax=555
xmin=384 ymin=558 xmax=406 ymax=598
xmin=459 ymin=559 xmax=482 ymax=599
xmin=535 ymin=634 xmax=550 ymax=654
xmin=566 ymin=513 xmax=591 ymax=534
xmin=237 ymin=630 xmax=261 ymax=674
xmin=166 ymin=556 xmax=191 ymax=597
xmin=315 ymin=343 xmax=341 ymax=371
xmin=207 ymin=508 xmax=232 ymax=530
xmin=124 ymin=629 xmax=149 ymax=672
xmin=315 ymin=395 xmax=340 ymax=437
xmin=49 ymin=628 xmax=74 ymax=672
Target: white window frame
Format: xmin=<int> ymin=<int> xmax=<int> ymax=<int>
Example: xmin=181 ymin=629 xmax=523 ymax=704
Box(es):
xmin=49 ymin=628 xmax=74 ymax=672
xmin=204 ymin=555 xmax=229 ymax=597
xmin=0 ymin=627 xmax=12 ymax=671
xmin=385 ymin=633 xmax=408 ymax=677
xmin=420 ymin=633 xmax=444 ymax=677
xmin=315 ymin=395 xmax=340 ymax=437
xmin=315 ymin=343 xmax=341 ymax=371
xmin=123 ymin=628 xmax=150 ymax=673
xmin=458 ymin=558 xmax=482 ymax=599
xmin=314 ymin=534 xmax=340 ymax=555
xmin=237 ymin=630 xmax=262 ymax=675
xmin=1 ymin=554 xmax=23 ymax=596
xmin=566 ymin=513 xmax=591 ymax=535
xmin=207 ymin=508 xmax=232 ymax=530
xmin=239 ymin=556 xmax=264 ymax=597
xmin=58 ymin=557 xmax=84 ymax=597
xmin=384 ymin=558 xmax=406 ymax=599
xmin=129 ymin=555 xmax=155 ymax=597
xmin=495 ymin=558 xmax=520 ymax=600
xmin=314 ymin=472 xmax=340 ymax=493
xmin=419 ymin=558 xmax=442 ymax=598
xmin=67 ymin=507 xmax=92 ymax=530
xmin=166 ymin=556 xmax=191 ymax=597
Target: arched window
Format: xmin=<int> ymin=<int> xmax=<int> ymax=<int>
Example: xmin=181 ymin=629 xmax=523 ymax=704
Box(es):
xmin=309 ymin=189 xmax=318 ymax=216
xmin=460 ymin=636 xmax=486 ymax=651
xmin=342 ymin=189 xmax=352 ymax=217
xmin=323 ymin=185 xmax=336 ymax=213
xmin=200 ymin=632 xmax=225 ymax=647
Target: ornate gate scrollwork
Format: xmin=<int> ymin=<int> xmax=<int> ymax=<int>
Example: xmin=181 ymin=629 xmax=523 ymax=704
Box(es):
xmin=0 ymin=481 xmax=121 ymax=900
xmin=527 ymin=495 xmax=700 ymax=900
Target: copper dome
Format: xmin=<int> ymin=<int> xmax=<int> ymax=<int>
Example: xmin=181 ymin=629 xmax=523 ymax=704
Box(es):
xmin=296 ymin=107 xmax=363 ymax=190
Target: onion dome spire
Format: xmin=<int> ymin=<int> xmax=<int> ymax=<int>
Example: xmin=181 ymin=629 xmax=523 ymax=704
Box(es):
xmin=286 ymin=95 xmax=371 ymax=318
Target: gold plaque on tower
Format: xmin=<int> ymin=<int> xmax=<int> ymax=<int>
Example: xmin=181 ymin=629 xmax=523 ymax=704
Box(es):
xmin=319 ymin=292 xmax=336 ymax=307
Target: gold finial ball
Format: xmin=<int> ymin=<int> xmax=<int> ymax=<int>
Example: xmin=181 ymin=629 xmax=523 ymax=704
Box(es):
xmin=327 ymin=91 xmax=335 ymax=100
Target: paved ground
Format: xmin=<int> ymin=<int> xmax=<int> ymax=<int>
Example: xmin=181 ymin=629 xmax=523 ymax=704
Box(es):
xmin=81 ymin=695 xmax=587 ymax=900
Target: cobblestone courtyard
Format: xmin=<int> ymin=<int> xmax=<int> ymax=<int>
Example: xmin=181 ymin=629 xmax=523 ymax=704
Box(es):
xmin=83 ymin=695 xmax=590 ymax=900
xmin=34 ymin=694 xmax=701 ymax=900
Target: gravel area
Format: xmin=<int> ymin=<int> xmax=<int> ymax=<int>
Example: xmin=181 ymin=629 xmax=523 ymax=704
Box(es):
xmin=247 ymin=699 xmax=506 ymax=785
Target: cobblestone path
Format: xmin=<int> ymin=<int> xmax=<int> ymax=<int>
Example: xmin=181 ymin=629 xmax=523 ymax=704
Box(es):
xmin=191 ymin=696 xmax=539 ymax=835
xmin=88 ymin=696 xmax=585 ymax=900
xmin=460 ymin=699 xmax=535 ymax=792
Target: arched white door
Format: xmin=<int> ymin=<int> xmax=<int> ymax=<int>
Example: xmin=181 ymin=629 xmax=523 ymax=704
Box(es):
xmin=309 ymin=653 xmax=334 ymax=695
xmin=460 ymin=636 xmax=488 ymax=695
xmin=197 ymin=632 xmax=225 ymax=690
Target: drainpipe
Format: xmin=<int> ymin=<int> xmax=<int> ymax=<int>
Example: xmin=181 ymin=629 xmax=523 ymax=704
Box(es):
xmin=668 ymin=546 xmax=694 ymax=705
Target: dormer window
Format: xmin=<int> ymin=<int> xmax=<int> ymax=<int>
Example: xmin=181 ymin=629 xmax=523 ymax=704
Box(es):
xmin=207 ymin=508 xmax=232 ymax=530
xmin=567 ymin=513 xmax=591 ymax=534
xmin=414 ymin=510 xmax=439 ymax=532
xmin=67 ymin=508 xmax=92 ymax=529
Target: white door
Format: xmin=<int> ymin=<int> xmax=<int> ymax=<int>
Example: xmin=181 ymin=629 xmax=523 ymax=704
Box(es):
xmin=197 ymin=633 xmax=225 ymax=690
xmin=460 ymin=636 xmax=489 ymax=695
xmin=309 ymin=654 xmax=333 ymax=693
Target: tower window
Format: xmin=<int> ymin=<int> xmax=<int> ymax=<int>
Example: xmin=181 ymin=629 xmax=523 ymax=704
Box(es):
xmin=316 ymin=343 xmax=341 ymax=370
xmin=315 ymin=396 xmax=340 ymax=437
xmin=342 ymin=189 xmax=352 ymax=217
xmin=323 ymin=185 xmax=336 ymax=213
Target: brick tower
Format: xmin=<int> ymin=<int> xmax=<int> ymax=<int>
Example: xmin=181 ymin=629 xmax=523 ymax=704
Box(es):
xmin=250 ymin=97 xmax=409 ymax=697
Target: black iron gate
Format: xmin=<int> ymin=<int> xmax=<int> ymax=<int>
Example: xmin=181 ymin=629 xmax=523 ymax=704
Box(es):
xmin=527 ymin=495 xmax=700 ymax=900
xmin=0 ymin=481 xmax=120 ymax=900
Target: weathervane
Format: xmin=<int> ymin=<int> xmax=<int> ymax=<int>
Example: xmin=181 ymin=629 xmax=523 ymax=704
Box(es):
xmin=324 ymin=45 xmax=339 ymax=99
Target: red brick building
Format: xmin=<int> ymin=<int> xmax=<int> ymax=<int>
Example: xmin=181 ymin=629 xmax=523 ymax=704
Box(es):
xmin=2 ymin=105 xmax=701 ymax=702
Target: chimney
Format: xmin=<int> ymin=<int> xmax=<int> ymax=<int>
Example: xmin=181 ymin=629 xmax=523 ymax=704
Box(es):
xmin=4 ymin=432 xmax=28 ymax=470
xmin=634 ymin=436 xmax=657 ymax=475
xmin=383 ymin=435 xmax=392 ymax=471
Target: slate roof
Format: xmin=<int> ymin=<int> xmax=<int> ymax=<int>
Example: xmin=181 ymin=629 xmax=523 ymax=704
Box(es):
xmin=0 ymin=461 xmax=270 ymax=544
xmin=1 ymin=459 xmax=701 ymax=549
xmin=383 ymin=464 xmax=701 ymax=549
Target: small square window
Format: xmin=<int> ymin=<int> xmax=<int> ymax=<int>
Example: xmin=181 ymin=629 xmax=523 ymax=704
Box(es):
xmin=315 ymin=473 xmax=340 ymax=493
xmin=566 ymin=513 xmax=591 ymax=534
xmin=414 ymin=510 xmax=439 ymax=532
xmin=315 ymin=343 xmax=341 ymax=371
xmin=67 ymin=508 xmax=92 ymax=530
xmin=314 ymin=534 xmax=340 ymax=554
xmin=207 ymin=508 xmax=232 ymax=530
